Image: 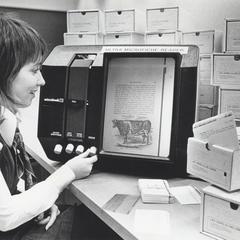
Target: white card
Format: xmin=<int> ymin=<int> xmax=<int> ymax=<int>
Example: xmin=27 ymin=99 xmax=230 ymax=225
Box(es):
xmin=193 ymin=111 xmax=239 ymax=150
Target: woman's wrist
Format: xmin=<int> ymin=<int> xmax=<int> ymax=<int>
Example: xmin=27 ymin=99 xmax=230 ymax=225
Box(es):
xmin=46 ymin=164 xmax=75 ymax=193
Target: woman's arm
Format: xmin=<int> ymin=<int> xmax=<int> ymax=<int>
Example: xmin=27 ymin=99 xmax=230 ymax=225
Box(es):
xmin=0 ymin=164 xmax=74 ymax=231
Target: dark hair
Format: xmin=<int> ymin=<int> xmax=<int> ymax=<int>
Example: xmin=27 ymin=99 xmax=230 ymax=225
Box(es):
xmin=0 ymin=13 xmax=47 ymax=113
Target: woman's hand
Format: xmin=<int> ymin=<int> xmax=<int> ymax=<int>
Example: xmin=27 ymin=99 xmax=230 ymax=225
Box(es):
xmin=35 ymin=204 xmax=60 ymax=231
xmin=65 ymin=148 xmax=98 ymax=180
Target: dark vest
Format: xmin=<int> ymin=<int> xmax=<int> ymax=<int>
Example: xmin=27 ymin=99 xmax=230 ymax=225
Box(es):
xmin=0 ymin=134 xmax=19 ymax=194
xmin=0 ymin=134 xmax=34 ymax=239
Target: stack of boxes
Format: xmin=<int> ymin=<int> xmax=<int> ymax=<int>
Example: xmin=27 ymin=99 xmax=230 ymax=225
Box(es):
xmin=187 ymin=19 xmax=240 ymax=239
xmin=182 ymin=29 xmax=222 ymax=121
xmin=103 ymin=9 xmax=145 ymax=45
xmin=145 ymin=7 xmax=181 ymax=45
xmin=64 ymin=8 xmax=145 ymax=45
xmin=213 ymin=19 xmax=240 ymax=125
xmin=187 ymin=125 xmax=240 ymax=240
xmin=64 ymin=9 xmax=104 ymax=45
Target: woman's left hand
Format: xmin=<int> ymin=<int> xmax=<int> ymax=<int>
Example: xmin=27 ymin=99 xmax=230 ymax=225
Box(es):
xmin=35 ymin=204 xmax=60 ymax=231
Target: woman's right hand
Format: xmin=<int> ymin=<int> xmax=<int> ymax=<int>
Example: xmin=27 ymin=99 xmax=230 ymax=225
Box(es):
xmin=65 ymin=148 xmax=98 ymax=180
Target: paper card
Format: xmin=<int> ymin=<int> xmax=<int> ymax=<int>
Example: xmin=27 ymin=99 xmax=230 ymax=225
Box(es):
xmin=170 ymin=186 xmax=201 ymax=205
xmin=134 ymin=209 xmax=170 ymax=236
xmin=193 ymin=111 xmax=239 ymax=150
xmin=103 ymin=194 xmax=139 ymax=214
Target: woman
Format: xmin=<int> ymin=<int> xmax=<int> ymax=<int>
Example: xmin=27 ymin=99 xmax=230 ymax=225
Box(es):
xmin=0 ymin=13 xmax=100 ymax=239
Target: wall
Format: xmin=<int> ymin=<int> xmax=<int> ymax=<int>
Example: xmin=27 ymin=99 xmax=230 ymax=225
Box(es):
xmin=0 ymin=0 xmax=78 ymax=11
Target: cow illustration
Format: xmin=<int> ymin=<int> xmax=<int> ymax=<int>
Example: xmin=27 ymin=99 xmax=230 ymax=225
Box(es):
xmin=112 ymin=119 xmax=151 ymax=145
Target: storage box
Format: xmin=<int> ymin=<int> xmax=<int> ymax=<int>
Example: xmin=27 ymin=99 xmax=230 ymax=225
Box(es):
xmin=201 ymin=185 xmax=240 ymax=240
xmin=103 ymin=32 xmax=144 ymax=45
xmin=187 ymin=137 xmax=240 ymax=191
xmin=182 ymin=30 xmax=222 ymax=54
xmin=219 ymin=88 xmax=240 ymax=119
xmin=198 ymin=85 xmax=218 ymax=105
xmin=199 ymin=54 xmax=211 ymax=85
xmin=145 ymin=30 xmax=182 ymax=44
xmin=198 ymin=104 xmax=218 ymax=121
xmin=67 ymin=9 xmax=103 ymax=33
xmin=224 ymin=18 xmax=240 ymax=52
xmin=146 ymin=7 xmax=179 ymax=32
xmin=64 ymin=32 xmax=103 ymax=45
xmin=211 ymin=53 xmax=240 ymax=87
xmin=104 ymin=9 xmax=144 ymax=33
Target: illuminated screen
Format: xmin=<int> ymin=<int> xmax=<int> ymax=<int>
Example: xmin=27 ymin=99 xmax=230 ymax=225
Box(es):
xmin=102 ymin=57 xmax=175 ymax=159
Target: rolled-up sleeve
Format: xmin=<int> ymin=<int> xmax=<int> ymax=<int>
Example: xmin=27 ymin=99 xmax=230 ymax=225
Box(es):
xmin=0 ymin=165 xmax=75 ymax=231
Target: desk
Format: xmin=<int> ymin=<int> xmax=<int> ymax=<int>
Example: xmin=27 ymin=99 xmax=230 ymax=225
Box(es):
xmin=20 ymin=127 xmax=211 ymax=240
xmin=19 ymin=98 xmax=211 ymax=240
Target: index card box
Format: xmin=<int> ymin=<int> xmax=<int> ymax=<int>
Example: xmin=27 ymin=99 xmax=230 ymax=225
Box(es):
xmin=67 ymin=9 xmax=103 ymax=33
xmin=146 ymin=7 xmax=179 ymax=32
xmin=198 ymin=104 xmax=218 ymax=121
xmin=199 ymin=54 xmax=211 ymax=85
xmin=145 ymin=30 xmax=182 ymax=44
xmin=103 ymin=32 xmax=144 ymax=45
xmin=187 ymin=137 xmax=240 ymax=191
xmin=211 ymin=53 xmax=240 ymax=87
xmin=201 ymin=185 xmax=240 ymax=240
xmin=64 ymin=32 xmax=103 ymax=45
xmin=182 ymin=30 xmax=222 ymax=54
xmin=198 ymin=85 xmax=218 ymax=105
xmin=104 ymin=9 xmax=144 ymax=33
xmin=224 ymin=18 xmax=240 ymax=52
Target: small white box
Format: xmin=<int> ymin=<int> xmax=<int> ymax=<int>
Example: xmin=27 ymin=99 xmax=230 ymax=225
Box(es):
xmin=145 ymin=30 xmax=182 ymax=44
xmin=187 ymin=137 xmax=240 ymax=191
xmin=211 ymin=53 xmax=240 ymax=87
xmin=199 ymin=54 xmax=212 ymax=85
xmin=219 ymin=88 xmax=240 ymax=119
xmin=67 ymin=9 xmax=103 ymax=33
xmin=104 ymin=9 xmax=144 ymax=33
xmin=64 ymin=32 xmax=103 ymax=45
xmin=146 ymin=7 xmax=179 ymax=32
xmin=224 ymin=18 xmax=240 ymax=52
xmin=103 ymin=32 xmax=144 ymax=45
xmin=198 ymin=85 xmax=218 ymax=105
xmin=182 ymin=30 xmax=222 ymax=54
xmin=201 ymin=185 xmax=240 ymax=240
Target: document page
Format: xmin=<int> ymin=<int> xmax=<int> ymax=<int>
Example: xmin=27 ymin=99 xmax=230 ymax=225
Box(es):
xmin=102 ymin=57 xmax=175 ymax=157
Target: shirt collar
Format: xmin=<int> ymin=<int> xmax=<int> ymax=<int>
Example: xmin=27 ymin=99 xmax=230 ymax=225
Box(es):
xmin=0 ymin=107 xmax=18 ymax=146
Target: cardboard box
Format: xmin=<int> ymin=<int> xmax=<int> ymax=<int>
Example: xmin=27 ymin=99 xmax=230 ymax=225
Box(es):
xmin=146 ymin=7 xmax=179 ymax=32
xmin=103 ymin=32 xmax=144 ymax=45
xmin=145 ymin=30 xmax=182 ymax=44
xmin=64 ymin=32 xmax=103 ymax=45
xmin=198 ymin=85 xmax=218 ymax=105
xmin=201 ymin=185 xmax=240 ymax=240
xmin=211 ymin=53 xmax=240 ymax=87
xmin=67 ymin=9 xmax=103 ymax=33
xmin=224 ymin=18 xmax=240 ymax=52
xmin=187 ymin=137 xmax=240 ymax=191
xmin=199 ymin=54 xmax=212 ymax=85
xmin=182 ymin=30 xmax=222 ymax=54
xmin=197 ymin=104 xmax=218 ymax=121
xmin=219 ymin=88 xmax=240 ymax=119
xmin=104 ymin=9 xmax=144 ymax=33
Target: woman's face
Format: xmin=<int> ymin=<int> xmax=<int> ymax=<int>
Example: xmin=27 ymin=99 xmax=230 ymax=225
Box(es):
xmin=10 ymin=62 xmax=45 ymax=108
